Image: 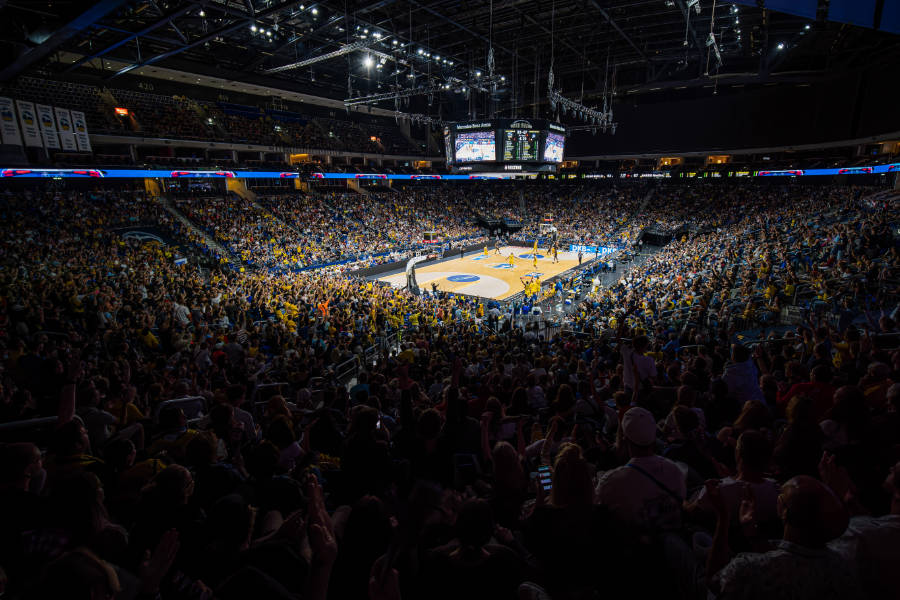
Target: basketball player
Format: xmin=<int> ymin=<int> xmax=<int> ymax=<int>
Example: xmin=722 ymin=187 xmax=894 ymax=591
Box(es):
xmin=483 ymin=245 xmax=489 ymax=257
xmin=552 ymin=245 xmax=559 ymax=264
xmin=494 ymin=238 xmax=502 ymax=254
xmin=532 ymin=253 xmax=538 ymax=271
xmin=507 ymin=253 xmax=515 ymax=268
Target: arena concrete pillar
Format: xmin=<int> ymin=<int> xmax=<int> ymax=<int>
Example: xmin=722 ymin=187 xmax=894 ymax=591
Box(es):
xmin=227 ymin=178 xmax=257 ymax=201
xmin=143 ymin=178 xmax=161 ymax=198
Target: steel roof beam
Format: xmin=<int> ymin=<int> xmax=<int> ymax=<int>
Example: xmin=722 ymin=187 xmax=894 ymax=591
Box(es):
xmin=0 ymin=0 xmax=132 ymax=81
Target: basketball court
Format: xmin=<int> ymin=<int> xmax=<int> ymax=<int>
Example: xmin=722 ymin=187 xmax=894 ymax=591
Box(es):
xmin=376 ymin=245 xmax=614 ymax=300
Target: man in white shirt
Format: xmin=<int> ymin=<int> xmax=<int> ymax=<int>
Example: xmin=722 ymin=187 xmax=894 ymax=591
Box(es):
xmin=595 ymin=407 xmax=686 ymax=531
xmin=173 ymin=298 xmax=191 ymax=327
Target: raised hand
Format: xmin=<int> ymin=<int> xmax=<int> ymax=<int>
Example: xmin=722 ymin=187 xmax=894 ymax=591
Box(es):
xmin=139 ymin=529 xmax=180 ymax=594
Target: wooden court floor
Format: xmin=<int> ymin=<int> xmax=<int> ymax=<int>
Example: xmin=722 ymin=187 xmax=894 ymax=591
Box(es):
xmin=377 ymin=245 xmax=583 ymax=300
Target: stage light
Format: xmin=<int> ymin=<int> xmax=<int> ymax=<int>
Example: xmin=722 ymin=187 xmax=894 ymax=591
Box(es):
xmin=500 ymin=75 xmax=505 ymax=81
xmin=448 ymin=61 xmax=454 ymax=66
xmin=364 ymin=55 xmax=374 ymax=67
xmin=734 ymin=17 xmax=739 ymax=24
xmin=251 ymin=24 xmax=257 ymax=32
xmin=311 ymin=7 xmax=318 ymax=15
xmin=434 ymin=55 xmax=440 ymax=60
xmin=475 ymin=70 xmax=481 ymax=77
xmin=417 ymin=48 xmax=424 ymax=55
xmin=266 ymin=30 xmax=272 ymax=36
xmin=392 ymin=39 xmax=398 ymax=45
xmin=373 ymin=32 xmax=382 ymax=39
xmin=777 ymin=42 xmax=785 ymax=50
xmin=804 ymin=24 xmax=811 ymax=30
xmin=199 ymin=9 xmax=205 ymax=17
xmin=364 ymin=29 xmax=369 ymax=34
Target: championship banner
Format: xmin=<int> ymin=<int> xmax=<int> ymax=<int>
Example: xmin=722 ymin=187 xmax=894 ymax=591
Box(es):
xmin=14 ymin=100 xmax=42 ymax=147
xmin=0 ymin=96 xmax=23 ymax=146
xmin=70 ymin=110 xmax=92 ymax=152
xmin=54 ymin=107 xmax=78 ymax=151
xmin=36 ymin=104 xmax=60 ymax=150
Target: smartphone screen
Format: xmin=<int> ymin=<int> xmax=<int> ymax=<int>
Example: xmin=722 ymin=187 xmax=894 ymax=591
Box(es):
xmin=537 ymin=465 xmax=552 ymax=492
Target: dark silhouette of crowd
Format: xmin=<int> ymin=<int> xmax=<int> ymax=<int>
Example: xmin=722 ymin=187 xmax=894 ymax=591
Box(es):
xmin=1 ymin=181 xmax=898 ymax=600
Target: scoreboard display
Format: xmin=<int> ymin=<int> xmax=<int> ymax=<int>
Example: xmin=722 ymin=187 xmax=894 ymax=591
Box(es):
xmin=502 ymin=129 xmax=540 ymax=161
xmin=444 ymin=119 xmax=565 ymax=172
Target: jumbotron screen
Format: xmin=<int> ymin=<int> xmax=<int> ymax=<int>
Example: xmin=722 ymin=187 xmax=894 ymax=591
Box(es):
xmin=454 ymin=131 xmax=496 ymax=162
xmin=502 ymin=129 xmax=540 ymax=161
xmin=543 ymin=133 xmax=565 ymax=163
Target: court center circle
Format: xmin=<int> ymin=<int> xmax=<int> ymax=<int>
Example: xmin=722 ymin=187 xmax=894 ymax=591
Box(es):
xmin=447 ymin=274 xmax=480 ymax=282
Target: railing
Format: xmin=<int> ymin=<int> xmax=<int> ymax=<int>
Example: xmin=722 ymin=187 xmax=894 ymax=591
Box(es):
xmin=151 ymin=396 xmax=207 ymax=425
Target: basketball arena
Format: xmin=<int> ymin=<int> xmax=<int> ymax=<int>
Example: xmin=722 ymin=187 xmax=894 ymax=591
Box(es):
xmin=1 ymin=1 xmax=899 ymax=599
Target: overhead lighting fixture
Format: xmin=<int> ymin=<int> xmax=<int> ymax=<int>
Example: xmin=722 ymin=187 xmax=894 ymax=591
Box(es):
xmin=198 ymin=9 xmax=205 ymax=17
xmin=448 ymin=60 xmax=454 ymax=66
xmin=434 ymin=54 xmax=440 ymax=60
xmin=777 ymin=42 xmax=785 ymax=50
xmin=311 ymin=7 xmax=318 ymax=15
xmin=251 ymin=24 xmax=257 ymax=32
xmin=392 ymin=39 xmax=398 ymax=45
xmin=417 ymin=48 xmax=424 ymax=55
xmin=364 ymin=55 xmax=374 ymax=67
xmin=500 ymin=75 xmax=505 ymax=81
xmin=364 ymin=29 xmax=369 ymax=34
xmin=475 ymin=70 xmax=481 ymax=77
xmin=804 ymin=24 xmax=811 ymax=30
xmin=266 ymin=30 xmax=272 ymax=36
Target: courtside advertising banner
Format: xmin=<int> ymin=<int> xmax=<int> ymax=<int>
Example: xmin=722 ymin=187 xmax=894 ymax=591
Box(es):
xmin=70 ymin=110 xmax=92 ymax=152
xmin=0 ymin=96 xmax=23 ymax=146
xmin=36 ymin=104 xmax=60 ymax=149
xmin=54 ymin=107 xmax=78 ymax=151
xmin=15 ymin=100 xmax=42 ymax=147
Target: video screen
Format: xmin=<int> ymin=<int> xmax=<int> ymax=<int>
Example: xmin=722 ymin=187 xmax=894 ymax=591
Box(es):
xmin=543 ymin=133 xmax=565 ymax=162
xmin=502 ymin=129 xmax=540 ymax=161
xmin=454 ymin=131 xmax=496 ymax=162
xmin=444 ymin=128 xmax=454 ymax=163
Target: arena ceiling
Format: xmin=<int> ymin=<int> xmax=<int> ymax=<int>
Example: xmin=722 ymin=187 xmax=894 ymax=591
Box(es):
xmin=1 ymin=0 xmax=899 ymax=123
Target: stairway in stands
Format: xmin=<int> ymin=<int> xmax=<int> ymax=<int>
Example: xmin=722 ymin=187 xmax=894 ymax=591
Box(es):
xmin=158 ymin=196 xmax=238 ymax=264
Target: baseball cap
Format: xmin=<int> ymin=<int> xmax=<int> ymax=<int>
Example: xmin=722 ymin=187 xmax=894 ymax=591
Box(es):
xmin=622 ymin=407 xmax=657 ymax=446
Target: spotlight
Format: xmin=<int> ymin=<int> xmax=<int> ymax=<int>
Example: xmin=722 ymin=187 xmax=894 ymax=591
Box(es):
xmin=734 ymin=17 xmax=739 ymax=24
xmin=251 ymin=24 xmax=257 ymax=31
xmin=364 ymin=28 xmax=369 ymax=34
xmin=266 ymin=30 xmax=272 ymax=36
xmin=311 ymin=7 xmax=318 ymax=15
xmin=198 ymin=9 xmax=205 ymax=17
xmin=475 ymin=70 xmax=481 ymax=77
xmin=804 ymin=24 xmax=811 ymax=30
xmin=448 ymin=61 xmax=454 ymax=66
xmin=417 ymin=48 xmax=424 ymax=55
xmin=500 ymin=75 xmax=505 ymax=81
xmin=777 ymin=42 xmax=785 ymax=50
xmin=364 ymin=55 xmax=374 ymax=67
xmin=434 ymin=55 xmax=440 ymax=60
xmin=392 ymin=39 xmax=398 ymax=45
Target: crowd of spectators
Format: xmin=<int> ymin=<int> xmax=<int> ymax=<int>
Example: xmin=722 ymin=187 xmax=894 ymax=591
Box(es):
xmin=1 ymin=181 xmax=899 ymax=600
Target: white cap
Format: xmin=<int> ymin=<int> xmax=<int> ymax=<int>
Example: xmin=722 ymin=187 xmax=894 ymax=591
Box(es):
xmin=622 ymin=407 xmax=657 ymax=446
